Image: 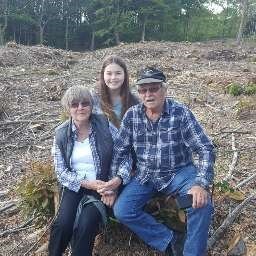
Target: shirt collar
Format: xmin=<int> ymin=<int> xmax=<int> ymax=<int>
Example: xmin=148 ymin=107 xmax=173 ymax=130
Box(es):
xmin=139 ymin=98 xmax=170 ymax=117
xmin=71 ymin=119 xmax=92 ymax=135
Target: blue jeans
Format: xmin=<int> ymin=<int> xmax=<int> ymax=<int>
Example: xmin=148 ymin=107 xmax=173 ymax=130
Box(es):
xmin=113 ymin=165 xmax=213 ymax=256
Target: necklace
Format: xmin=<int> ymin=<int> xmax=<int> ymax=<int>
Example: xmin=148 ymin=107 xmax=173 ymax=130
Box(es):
xmin=77 ymin=130 xmax=88 ymax=142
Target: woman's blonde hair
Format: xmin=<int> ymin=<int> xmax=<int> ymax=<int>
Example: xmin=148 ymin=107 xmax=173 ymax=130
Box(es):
xmin=61 ymin=86 xmax=93 ymax=112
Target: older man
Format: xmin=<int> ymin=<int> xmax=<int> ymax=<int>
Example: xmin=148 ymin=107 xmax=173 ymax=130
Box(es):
xmin=99 ymin=67 xmax=215 ymax=256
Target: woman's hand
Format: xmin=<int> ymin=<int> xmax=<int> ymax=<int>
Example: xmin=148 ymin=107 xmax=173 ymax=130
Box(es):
xmin=97 ymin=177 xmax=122 ymax=195
xmin=81 ymin=180 xmax=107 ymax=191
xmin=101 ymin=191 xmax=117 ymax=207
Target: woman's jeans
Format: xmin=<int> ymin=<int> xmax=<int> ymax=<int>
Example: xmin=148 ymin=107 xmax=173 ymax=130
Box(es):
xmin=113 ymin=165 xmax=213 ymax=256
xmin=48 ymin=188 xmax=102 ymax=256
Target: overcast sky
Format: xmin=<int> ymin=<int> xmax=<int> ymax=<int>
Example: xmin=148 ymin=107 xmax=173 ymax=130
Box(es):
xmin=206 ymin=2 xmax=224 ymax=14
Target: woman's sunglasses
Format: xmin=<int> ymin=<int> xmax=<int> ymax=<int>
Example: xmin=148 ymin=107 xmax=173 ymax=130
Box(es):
xmin=71 ymin=101 xmax=91 ymax=108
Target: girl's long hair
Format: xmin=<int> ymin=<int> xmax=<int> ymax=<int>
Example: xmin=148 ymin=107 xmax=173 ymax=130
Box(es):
xmin=99 ymin=55 xmax=138 ymax=127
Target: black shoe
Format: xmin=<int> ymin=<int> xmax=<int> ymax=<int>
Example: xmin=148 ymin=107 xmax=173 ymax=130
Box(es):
xmin=165 ymin=242 xmax=175 ymax=256
xmin=166 ymin=231 xmax=186 ymax=256
xmin=173 ymin=231 xmax=186 ymax=255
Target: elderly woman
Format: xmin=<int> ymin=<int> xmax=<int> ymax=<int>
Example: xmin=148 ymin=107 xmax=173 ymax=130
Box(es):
xmin=48 ymin=86 xmax=127 ymax=256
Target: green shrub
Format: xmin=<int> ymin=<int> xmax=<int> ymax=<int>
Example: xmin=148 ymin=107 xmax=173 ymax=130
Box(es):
xmin=215 ymin=180 xmax=234 ymax=193
xmin=244 ymin=83 xmax=256 ymax=95
xmin=227 ymin=83 xmax=243 ymax=96
xmin=16 ymin=161 xmax=57 ymax=221
xmin=235 ymin=98 xmax=256 ymax=119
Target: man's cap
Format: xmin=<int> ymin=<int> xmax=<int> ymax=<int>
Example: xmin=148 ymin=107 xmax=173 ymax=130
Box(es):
xmin=136 ymin=67 xmax=166 ymax=85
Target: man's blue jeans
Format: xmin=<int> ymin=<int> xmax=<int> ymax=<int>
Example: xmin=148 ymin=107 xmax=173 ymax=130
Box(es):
xmin=113 ymin=165 xmax=213 ymax=256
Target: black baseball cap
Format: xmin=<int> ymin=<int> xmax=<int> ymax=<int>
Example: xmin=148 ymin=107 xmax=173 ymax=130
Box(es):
xmin=136 ymin=67 xmax=166 ymax=85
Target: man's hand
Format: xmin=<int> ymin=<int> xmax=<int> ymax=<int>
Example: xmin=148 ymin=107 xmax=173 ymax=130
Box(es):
xmin=81 ymin=180 xmax=106 ymax=191
xmin=188 ymin=185 xmax=208 ymax=208
xmin=97 ymin=177 xmax=122 ymax=195
xmin=101 ymin=191 xmax=117 ymax=207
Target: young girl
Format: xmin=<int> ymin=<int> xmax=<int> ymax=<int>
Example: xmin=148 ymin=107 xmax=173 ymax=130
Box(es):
xmin=93 ymin=55 xmax=139 ymax=127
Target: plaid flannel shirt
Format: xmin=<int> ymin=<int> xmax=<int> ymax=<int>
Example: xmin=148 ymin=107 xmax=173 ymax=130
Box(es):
xmin=52 ymin=121 xmax=131 ymax=192
xmin=111 ymin=99 xmax=216 ymax=191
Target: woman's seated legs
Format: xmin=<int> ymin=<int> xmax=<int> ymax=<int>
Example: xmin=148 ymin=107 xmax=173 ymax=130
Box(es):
xmin=71 ymin=204 xmax=102 ymax=256
xmin=49 ymin=188 xmax=83 ymax=256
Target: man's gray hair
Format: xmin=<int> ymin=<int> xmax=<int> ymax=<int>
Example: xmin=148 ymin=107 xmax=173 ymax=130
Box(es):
xmin=61 ymin=86 xmax=93 ymax=112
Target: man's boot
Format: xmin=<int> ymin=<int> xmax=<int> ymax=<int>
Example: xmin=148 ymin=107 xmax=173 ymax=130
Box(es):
xmin=165 ymin=231 xmax=186 ymax=256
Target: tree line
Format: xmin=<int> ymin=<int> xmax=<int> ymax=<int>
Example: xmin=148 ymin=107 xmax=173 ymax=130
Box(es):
xmin=0 ymin=0 xmax=255 ymax=51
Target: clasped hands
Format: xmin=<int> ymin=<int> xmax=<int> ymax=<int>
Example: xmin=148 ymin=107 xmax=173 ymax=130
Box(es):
xmin=81 ymin=177 xmax=122 ymax=207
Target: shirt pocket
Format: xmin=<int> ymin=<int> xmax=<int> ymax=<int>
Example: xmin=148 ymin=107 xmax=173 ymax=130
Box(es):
xmin=134 ymin=126 xmax=147 ymax=145
xmin=160 ymin=125 xmax=180 ymax=144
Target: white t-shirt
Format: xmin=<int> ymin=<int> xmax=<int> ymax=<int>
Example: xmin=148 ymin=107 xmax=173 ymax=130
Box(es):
xmin=71 ymin=138 xmax=96 ymax=181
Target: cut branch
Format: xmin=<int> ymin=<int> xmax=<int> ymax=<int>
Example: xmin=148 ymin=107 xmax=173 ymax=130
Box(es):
xmin=23 ymin=217 xmax=55 ymax=256
xmin=219 ymin=120 xmax=255 ymax=139
xmin=235 ymin=172 xmax=256 ymax=189
xmin=208 ymin=192 xmax=256 ymax=249
xmin=0 ymin=190 xmax=9 ymax=198
xmin=212 ymin=130 xmax=252 ymax=136
xmin=224 ymin=133 xmax=238 ymax=181
xmin=0 ymin=202 xmax=16 ymax=214
xmin=0 ymin=215 xmax=35 ymax=237
xmin=0 ymin=119 xmax=60 ymax=125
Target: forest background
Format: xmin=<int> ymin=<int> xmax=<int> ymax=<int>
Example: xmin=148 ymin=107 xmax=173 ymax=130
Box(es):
xmin=0 ymin=0 xmax=256 ymax=50
xmin=0 ymin=0 xmax=256 ymax=255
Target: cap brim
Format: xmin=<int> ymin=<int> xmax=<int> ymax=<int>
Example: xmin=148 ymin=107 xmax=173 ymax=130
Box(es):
xmin=136 ymin=78 xmax=163 ymax=85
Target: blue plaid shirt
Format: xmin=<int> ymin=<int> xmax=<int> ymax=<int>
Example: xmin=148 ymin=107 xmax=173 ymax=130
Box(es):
xmin=52 ymin=121 xmax=131 ymax=192
xmin=111 ymin=99 xmax=215 ymax=191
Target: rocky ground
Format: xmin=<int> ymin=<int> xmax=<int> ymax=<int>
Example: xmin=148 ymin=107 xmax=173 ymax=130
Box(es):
xmin=0 ymin=40 xmax=255 ymax=255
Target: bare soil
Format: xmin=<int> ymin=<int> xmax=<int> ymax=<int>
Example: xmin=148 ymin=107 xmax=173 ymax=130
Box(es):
xmin=0 ymin=40 xmax=255 ymax=256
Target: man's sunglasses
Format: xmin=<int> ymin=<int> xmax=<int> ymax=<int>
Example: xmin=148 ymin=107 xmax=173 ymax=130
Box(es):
xmin=137 ymin=85 xmax=162 ymax=95
xmin=71 ymin=101 xmax=91 ymax=108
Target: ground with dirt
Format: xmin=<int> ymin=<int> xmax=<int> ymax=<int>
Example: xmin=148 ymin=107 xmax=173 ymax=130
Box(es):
xmin=0 ymin=40 xmax=255 ymax=256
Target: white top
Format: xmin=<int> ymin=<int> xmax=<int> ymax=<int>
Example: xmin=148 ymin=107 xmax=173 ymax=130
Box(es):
xmin=71 ymin=138 xmax=96 ymax=181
